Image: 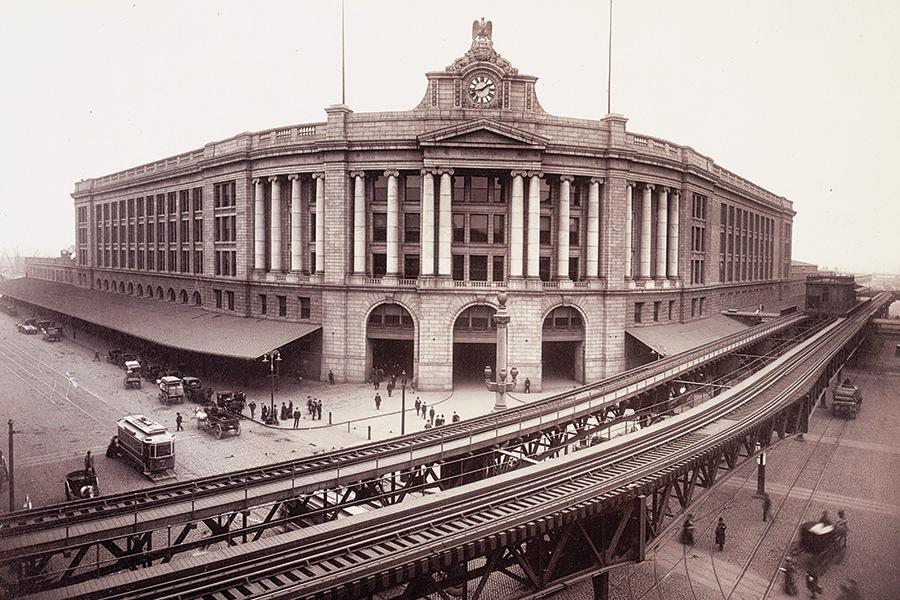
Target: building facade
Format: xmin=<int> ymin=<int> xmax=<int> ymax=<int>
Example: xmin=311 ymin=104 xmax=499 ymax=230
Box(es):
xmin=62 ymin=21 xmax=794 ymax=390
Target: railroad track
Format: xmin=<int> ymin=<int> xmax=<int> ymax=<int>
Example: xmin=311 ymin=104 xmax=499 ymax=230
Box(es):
xmin=29 ymin=296 xmax=887 ymax=600
xmin=0 ymin=313 xmax=807 ymax=552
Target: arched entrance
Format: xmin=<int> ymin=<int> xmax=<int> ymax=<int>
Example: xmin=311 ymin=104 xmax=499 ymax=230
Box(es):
xmin=366 ymin=303 xmax=415 ymax=381
xmin=541 ymin=306 xmax=585 ymax=385
xmin=453 ymin=304 xmax=497 ymax=386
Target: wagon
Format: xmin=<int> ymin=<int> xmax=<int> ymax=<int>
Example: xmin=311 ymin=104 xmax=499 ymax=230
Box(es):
xmin=158 ymin=376 xmax=184 ymax=405
xmin=216 ymin=391 xmax=246 ymax=415
xmin=788 ymin=520 xmax=846 ymax=576
xmin=196 ymin=406 xmax=241 ymax=439
xmin=64 ymin=470 xmax=99 ymax=501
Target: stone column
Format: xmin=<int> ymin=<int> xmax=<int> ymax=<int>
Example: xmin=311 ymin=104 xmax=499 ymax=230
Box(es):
xmin=668 ymin=190 xmax=680 ymax=279
xmin=586 ymin=178 xmax=602 ymax=278
xmin=510 ymin=171 xmax=525 ymax=278
xmin=351 ymin=171 xmax=366 ymax=274
xmin=253 ymin=177 xmax=265 ymax=271
xmin=656 ymin=187 xmax=668 ymax=279
xmin=289 ymin=174 xmax=302 ymax=272
xmin=557 ymin=176 xmax=573 ymax=280
xmin=269 ymin=176 xmax=282 ymax=272
xmin=526 ymin=172 xmax=542 ymax=278
xmin=625 ymin=182 xmax=634 ymax=279
xmin=313 ymin=173 xmax=325 ymax=273
xmin=420 ymin=169 xmax=436 ymax=276
xmin=385 ymin=171 xmax=400 ymax=276
xmin=438 ymin=169 xmax=454 ymax=277
xmin=640 ymin=184 xmax=653 ymax=279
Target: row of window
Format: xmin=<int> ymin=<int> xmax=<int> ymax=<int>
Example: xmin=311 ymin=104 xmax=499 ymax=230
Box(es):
xmin=95 ymin=248 xmax=204 ymax=273
xmin=94 ymin=278 xmax=203 ymax=305
xmin=253 ymin=293 xmax=312 ymax=319
xmin=719 ymin=203 xmax=775 ymax=283
xmin=634 ymin=296 xmax=707 ymax=324
xmin=369 ymin=173 xmax=587 ymax=206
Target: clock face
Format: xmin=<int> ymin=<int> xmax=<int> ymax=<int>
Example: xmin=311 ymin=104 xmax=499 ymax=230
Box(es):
xmin=468 ymin=73 xmax=497 ymax=105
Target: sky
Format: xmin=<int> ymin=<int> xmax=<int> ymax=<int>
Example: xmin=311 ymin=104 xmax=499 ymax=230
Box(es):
xmin=0 ymin=0 xmax=897 ymax=273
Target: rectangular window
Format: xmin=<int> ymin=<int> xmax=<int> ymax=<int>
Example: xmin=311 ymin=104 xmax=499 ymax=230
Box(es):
xmin=214 ymin=289 xmax=222 ymax=309
xmin=277 ymin=295 xmax=287 ymax=317
xmin=490 ymin=176 xmax=504 ymax=203
xmin=180 ymin=250 xmax=189 ymax=272
xmin=373 ymin=253 xmax=387 ymax=277
xmin=691 ymin=298 xmax=697 ymax=318
xmin=452 ymin=176 xmax=465 ymax=203
xmin=404 ymin=254 xmax=420 ymax=279
xmin=180 ymin=219 xmax=189 ymax=242
xmin=214 ymin=181 xmax=236 ymax=208
xmin=699 ymin=296 xmax=705 ymax=316
xmin=668 ymin=300 xmax=675 ymax=320
xmin=194 ymin=219 xmax=202 ymax=242
xmin=452 ymin=213 xmax=465 ymax=242
xmin=192 ymin=187 xmax=203 ymax=212
xmin=569 ymin=217 xmax=580 ymax=246
xmin=653 ymin=301 xmax=661 ymax=322
xmin=157 ymin=194 xmax=165 ymax=215
xmin=471 ymin=176 xmax=489 ymax=203
xmin=634 ymin=302 xmax=643 ymax=324
xmin=569 ymin=257 xmax=580 ymax=281
xmin=259 ymin=294 xmax=267 ymax=315
xmin=226 ymin=291 xmax=235 ymax=311
xmin=539 ymin=256 xmax=551 ymax=281
xmin=469 ymin=214 xmax=488 ymax=243
xmin=540 ymin=179 xmax=551 ymax=203
xmin=373 ymin=213 xmax=387 ymax=242
xmin=193 ymin=250 xmax=203 ymax=274
xmin=493 ymin=214 xmax=505 ymax=244
xmin=168 ymin=250 xmax=176 ymax=272
xmin=310 ymin=213 xmax=316 ymax=242
xmin=492 ymin=255 xmax=504 ymax=282
xmin=469 ymin=255 xmax=488 ymax=281
xmin=405 ymin=176 xmax=420 ymax=203
xmin=540 ymin=216 xmax=552 ymax=245
xmin=452 ymin=255 xmax=465 ymax=281
xmin=179 ymin=190 xmax=189 ymax=213
xmin=373 ymin=176 xmax=388 ymax=202
xmin=167 ymin=192 xmax=176 ymax=214
xmin=298 ymin=296 xmax=311 ymax=319
xmin=135 ymin=198 xmax=143 ymax=217
xmin=404 ymin=213 xmax=420 ymax=243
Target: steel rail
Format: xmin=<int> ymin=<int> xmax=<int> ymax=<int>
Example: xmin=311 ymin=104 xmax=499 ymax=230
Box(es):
xmin=0 ymin=313 xmax=806 ymax=545
xmin=31 ymin=297 xmax=885 ymax=600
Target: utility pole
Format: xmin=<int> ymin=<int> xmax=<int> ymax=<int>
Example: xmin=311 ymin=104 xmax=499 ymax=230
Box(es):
xmin=7 ymin=420 xmax=14 ymax=513
xmin=607 ymin=0 xmax=613 ymax=114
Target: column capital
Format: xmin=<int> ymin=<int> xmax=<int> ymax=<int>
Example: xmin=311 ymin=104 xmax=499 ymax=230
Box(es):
xmin=626 ymin=180 xmax=636 ymax=189
xmin=349 ymin=170 xmax=366 ymax=179
xmin=268 ymin=175 xmax=281 ymax=183
xmin=526 ymin=171 xmax=544 ymax=179
xmin=510 ymin=170 xmax=527 ymax=178
xmin=559 ymin=175 xmax=575 ymax=183
xmin=420 ymin=168 xmax=439 ymax=176
xmin=287 ymin=174 xmax=301 ymax=181
xmin=383 ymin=170 xmax=400 ymax=178
xmin=311 ymin=172 xmax=326 ymax=180
xmin=658 ymin=186 xmax=670 ymax=194
xmin=672 ymin=189 xmax=681 ymax=199
xmin=252 ymin=177 xmax=263 ymax=185
xmin=437 ymin=168 xmax=455 ymax=176
xmin=590 ymin=177 xmax=604 ymax=185
xmin=644 ymin=183 xmax=656 ymax=192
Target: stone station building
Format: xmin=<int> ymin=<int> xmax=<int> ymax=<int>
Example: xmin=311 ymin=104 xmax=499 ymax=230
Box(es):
xmin=53 ymin=20 xmax=794 ymax=391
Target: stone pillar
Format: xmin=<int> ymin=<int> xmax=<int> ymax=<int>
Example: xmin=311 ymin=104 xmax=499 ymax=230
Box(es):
xmin=385 ymin=171 xmax=400 ymax=276
xmin=510 ymin=171 xmax=525 ymax=278
xmin=668 ymin=190 xmax=680 ymax=279
xmin=624 ymin=182 xmax=634 ymax=279
xmin=289 ymin=174 xmax=302 ymax=272
xmin=269 ymin=176 xmax=282 ymax=272
xmin=438 ymin=169 xmax=454 ymax=277
xmin=557 ymin=176 xmax=573 ymax=279
xmin=253 ymin=178 xmax=266 ymax=271
xmin=313 ymin=173 xmax=325 ymax=273
xmin=586 ymin=178 xmax=601 ymax=278
xmin=526 ymin=172 xmax=542 ymax=278
xmin=640 ymin=184 xmax=653 ymax=279
xmin=656 ymin=187 xmax=668 ymax=279
xmin=351 ymin=171 xmax=366 ymax=274
xmin=421 ymin=169 xmax=436 ymax=276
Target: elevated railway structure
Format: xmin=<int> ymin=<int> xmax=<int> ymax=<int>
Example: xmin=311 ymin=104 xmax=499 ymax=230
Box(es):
xmin=0 ymin=313 xmax=814 ymax=593
xmin=22 ymin=292 xmax=892 ymax=600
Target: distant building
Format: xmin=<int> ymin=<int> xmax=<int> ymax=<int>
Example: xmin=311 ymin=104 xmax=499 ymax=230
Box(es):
xmin=20 ymin=20 xmax=794 ymax=390
xmin=805 ymin=275 xmax=856 ymax=315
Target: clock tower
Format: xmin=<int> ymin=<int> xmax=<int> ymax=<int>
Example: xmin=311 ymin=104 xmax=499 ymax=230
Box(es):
xmin=415 ymin=18 xmax=544 ymax=114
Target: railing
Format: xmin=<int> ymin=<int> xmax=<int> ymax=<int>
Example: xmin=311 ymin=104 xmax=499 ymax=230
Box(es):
xmin=541 ymin=281 xmax=559 ymax=289
xmin=398 ymin=278 xmax=417 ymax=287
xmin=363 ymin=277 xmax=382 ymax=285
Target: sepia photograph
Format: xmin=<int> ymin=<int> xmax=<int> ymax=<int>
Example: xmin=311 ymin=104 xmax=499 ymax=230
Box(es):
xmin=0 ymin=1 xmax=897 ymax=599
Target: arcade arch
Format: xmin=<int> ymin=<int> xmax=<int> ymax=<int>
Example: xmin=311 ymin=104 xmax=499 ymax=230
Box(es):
xmin=452 ymin=304 xmax=497 ymax=385
xmin=192 ymin=291 xmax=202 ymax=306
xmin=541 ymin=305 xmax=585 ymax=385
xmin=366 ymin=302 xmax=415 ymax=381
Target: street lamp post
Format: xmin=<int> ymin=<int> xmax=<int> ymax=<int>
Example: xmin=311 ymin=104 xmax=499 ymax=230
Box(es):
xmin=484 ymin=293 xmax=518 ymax=410
xmin=400 ymin=370 xmax=408 ymax=435
xmin=261 ymin=350 xmax=282 ymax=424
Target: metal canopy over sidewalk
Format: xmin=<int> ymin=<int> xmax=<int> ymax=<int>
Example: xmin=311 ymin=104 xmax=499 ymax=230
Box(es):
xmin=0 ymin=278 xmax=320 ymax=360
xmin=626 ymin=314 xmax=749 ymax=357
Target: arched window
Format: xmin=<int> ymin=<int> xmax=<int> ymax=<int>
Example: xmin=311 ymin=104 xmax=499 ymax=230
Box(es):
xmin=104 ymin=280 xmax=109 ymax=291
xmin=156 ymin=286 xmax=164 ymax=300
xmin=192 ymin=291 xmax=202 ymax=306
xmin=180 ymin=290 xmax=188 ymax=304
xmin=168 ymin=288 xmax=176 ymax=302
xmin=96 ymin=278 xmax=102 ymax=289
xmin=136 ymin=284 xmax=143 ymax=297
xmin=146 ymin=284 xmax=153 ymax=298
xmin=127 ymin=282 xmax=134 ymax=295
xmin=543 ymin=306 xmax=584 ymax=330
xmin=118 ymin=281 xmax=125 ymax=293
xmin=367 ymin=303 xmax=414 ymax=328
xmin=454 ymin=305 xmax=497 ymax=331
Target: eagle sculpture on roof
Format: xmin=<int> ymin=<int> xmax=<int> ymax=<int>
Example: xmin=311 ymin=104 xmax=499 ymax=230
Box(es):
xmin=472 ymin=18 xmax=492 ymax=43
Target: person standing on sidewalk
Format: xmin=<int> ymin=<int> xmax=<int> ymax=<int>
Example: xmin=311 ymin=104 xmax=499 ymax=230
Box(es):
xmin=293 ymin=409 xmax=301 ymax=429
xmin=715 ymin=517 xmax=727 ymax=551
xmin=175 ymin=412 xmax=183 ymax=431
xmin=428 ymin=406 xmax=435 ymax=424
xmin=374 ymin=393 xmax=382 ymax=410
xmin=414 ymin=397 xmax=421 ymax=416
xmin=421 ymin=402 xmax=427 ymax=421
xmin=524 ymin=377 xmax=531 ymax=393
xmin=328 ymin=370 xmax=335 ymax=385
xmin=248 ymin=401 xmax=256 ymax=420
xmin=763 ymin=493 xmax=773 ymax=522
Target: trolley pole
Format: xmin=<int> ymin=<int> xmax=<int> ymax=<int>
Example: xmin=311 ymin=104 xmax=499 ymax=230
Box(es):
xmin=7 ymin=419 xmax=14 ymax=513
xmin=755 ymin=443 xmax=767 ymax=497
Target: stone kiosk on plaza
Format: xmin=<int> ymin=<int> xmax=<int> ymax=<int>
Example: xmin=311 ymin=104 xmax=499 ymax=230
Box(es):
xmin=65 ymin=20 xmax=794 ymax=391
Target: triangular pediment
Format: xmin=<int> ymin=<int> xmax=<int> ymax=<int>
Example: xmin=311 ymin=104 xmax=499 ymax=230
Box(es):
xmin=418 ymin=119 xmax=548 ymax=149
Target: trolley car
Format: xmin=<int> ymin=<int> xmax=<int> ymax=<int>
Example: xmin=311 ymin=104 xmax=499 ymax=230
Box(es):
xmin=115 ymin=415 xmax=176 ymax=481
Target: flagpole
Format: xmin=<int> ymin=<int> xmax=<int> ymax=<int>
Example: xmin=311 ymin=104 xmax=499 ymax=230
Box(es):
xmin=607 ymin=0 xmax=613 ymax=114
xmin=341 ymin=0 xmax=346 ymax=105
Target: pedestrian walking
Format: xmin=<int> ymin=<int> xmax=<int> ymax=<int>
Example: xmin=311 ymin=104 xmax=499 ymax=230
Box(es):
xmin=175 ymin=412 xmax=184 ymax=431
xmin=428 ymin=406 xmax=435 ymax=424
xmin=93 ymin=351 xmax=101 ymax=362
xmin=248 ymin=401 xmax=256 ymax=420
xmin=261 ymin=404 xmax=268 ymax=422
xmin=524 ymin=377 xmax=531 ymax=393
xmin=452 ymin=411 xmax=460 ymax=423
xmin=805 ymin=570 xmax=822 ymax=599
xmin=293 ymin=409 xmax=301 ymax=429
xmin=316 ymin=399 xmax=322 ymax=420
xmin=763 ymin=493 xmax=773 ymax=522
xmin=374 ymin=393 xmax=382 ymax=410
xmin=715 ymin=517 xmax=727 ymax=551
xmin=328 ymin=370 xmax=335 ymax=385
xmin=386 ymin=381 xmax=394 ymax=398
xmin=679 ymin=513 xmax=695 ymax=546
xmin=781 ymin=557 xmax=798 ymax=596
xmin=288 ymin=401 xmax=293 ymax=418
xmin=307 ymin=396 xmax=313 ymax=416
xmin=83 ymin=450 xmax=95 ymax=479
xmin=414 ymin=397 xmax=422 ymax=416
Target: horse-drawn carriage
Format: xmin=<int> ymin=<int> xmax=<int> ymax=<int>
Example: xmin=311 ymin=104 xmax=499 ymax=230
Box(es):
xmin=195 ymin=405 xmax=241 ymax=439
xmin=215 ymin=391 xmax=246 ymax=415
xmin=64 ymin=470 xmax=99 ymax=501
xmin=786 ymin=517 xmax=847 ymax=581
